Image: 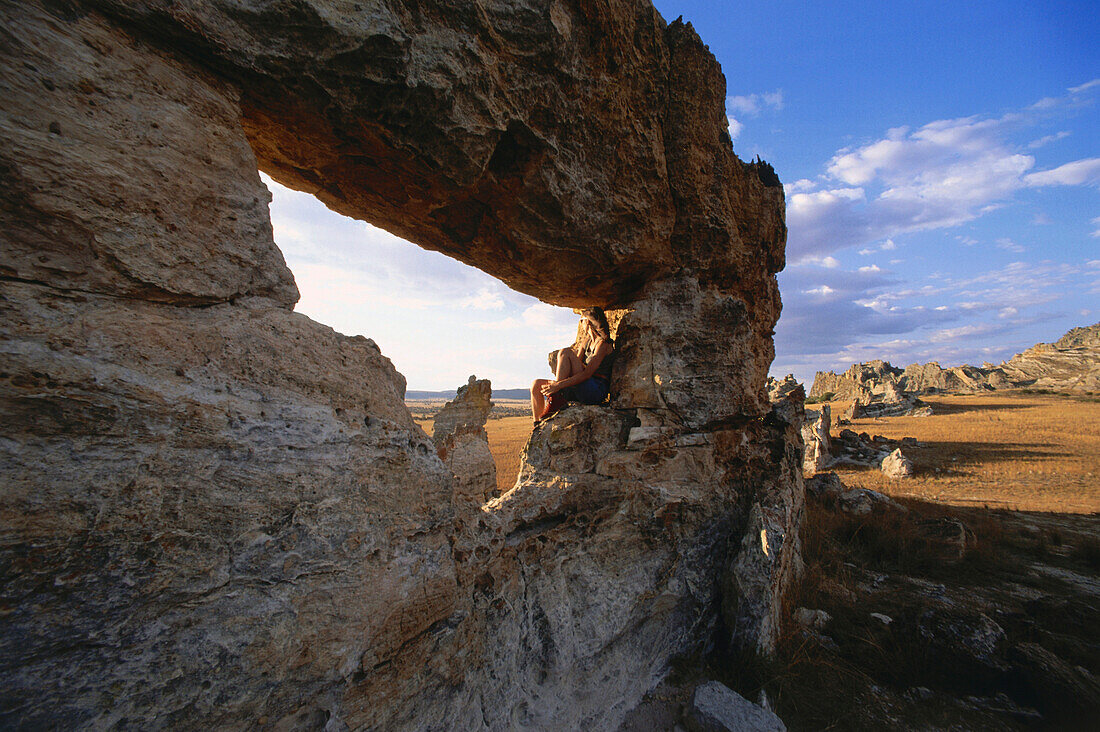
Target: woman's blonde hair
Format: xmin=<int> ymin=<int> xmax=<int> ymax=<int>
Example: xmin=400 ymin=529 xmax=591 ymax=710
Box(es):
xmin=574 ymin=306 xmax=611 ymax=353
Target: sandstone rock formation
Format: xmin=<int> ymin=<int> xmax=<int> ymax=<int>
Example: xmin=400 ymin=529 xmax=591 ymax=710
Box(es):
xmin=1 ymin=1 xmax=798 ymax=729
xmin=433 ymin=376 xmax=497 ymax=505
xmin=999 ymin=323 xmax=1100 ymax=392
xmin=809 ymin=360 xmax=901 ymax=401
xmin=810 ymin=322 xmax=1100 ymax=399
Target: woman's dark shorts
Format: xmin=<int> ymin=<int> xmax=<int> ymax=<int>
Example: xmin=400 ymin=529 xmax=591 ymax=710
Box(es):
xmin=562 ymin=377 xmax=609 ymax=405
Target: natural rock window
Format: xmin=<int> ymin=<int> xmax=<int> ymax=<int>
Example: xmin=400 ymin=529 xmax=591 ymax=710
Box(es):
xmin=2 ymin=3 xmax=798 ymax=730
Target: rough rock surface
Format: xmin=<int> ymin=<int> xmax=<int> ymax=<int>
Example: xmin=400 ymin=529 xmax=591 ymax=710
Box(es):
xmin=830 ymin=429 xmax=920 ymax=469
xmin=837 ymin=487 xmax=907 ymax=515
xmin=433 ymin=376 xmax=497 ymax=505
xmin=688 ymin=681 xmax=787 ymax=732
xmin=881 ymin=448 xmax=915 ymax=479
xmin=1 ymin=1 xmax=799 ymax=729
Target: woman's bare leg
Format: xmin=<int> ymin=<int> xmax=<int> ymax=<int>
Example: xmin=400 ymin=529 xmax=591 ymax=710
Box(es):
xmin=533 ymin=349 xmax=584 ymax=420
xmin=555 ymin=347 xmax=583 ymax=381
xmin=531 ymin=378 xmax=549 ymax=419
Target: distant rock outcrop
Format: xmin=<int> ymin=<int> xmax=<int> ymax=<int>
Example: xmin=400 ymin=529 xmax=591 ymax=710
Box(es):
xmin=1 ymin=2 xmax=798 ymax=730
xmin=809 ymin=360 xmax=901 ymax=401
xmin=810 ymin=323 xmax=1100 ymax=399
xmin=844 ymin=381 xmax=933 ymax=419
xmin=767 ymin=374 xmax=803 ymax=402
xmin=999 ymin=323 xmax=1100 ymax=392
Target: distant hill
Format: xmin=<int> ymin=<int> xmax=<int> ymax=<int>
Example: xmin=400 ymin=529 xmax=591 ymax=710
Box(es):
xmin=809 ymin=322 xmax=1100 ymax=398
xmin=406 ymin=388 xmax=530 ymax=401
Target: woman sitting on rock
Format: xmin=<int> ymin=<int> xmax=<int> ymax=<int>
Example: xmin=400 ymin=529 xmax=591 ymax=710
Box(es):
xmin=531 ymin=306 xmax=615 ymax=422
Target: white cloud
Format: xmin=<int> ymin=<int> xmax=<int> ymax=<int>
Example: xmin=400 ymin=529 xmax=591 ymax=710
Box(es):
xmin=726 ymin=89 xmax=784 ymax=115
xmin=803 ymin=285 xmax=835 ymax=297
xmin=793 ymin=255 xmax=842 ymax=268
xmin=783 ymin=84 xmax=1100 ymax=265
xmin=785 ymin=117 xmax=1043 ymax=260
xmin=470 ymin=303 xmax=576 ymax=333
xmin=1032 ymin=212 xmax=1053 ymax=225
xmin=784 ymin=178 xmax=817 ymax=194
xmin=1091 ymin=218 xmax=1100 ymax=238
xmin=858 ymin=248 xmax=874 ymax=256
xmin=858 ymin=264 xmax=882 ymax=273
xmin=1024 ymin=157 xmax=1100 ymax=187
xmin=459 ymin=288 xmax=505 ymax=310
xmin=726 ymin=116 xmax=744 ymax=140
xmin=1028 ymin=131 xmax=1071 ymax=149
xmin=1069 ymin=79 xmax=1100 ymax=94
xmin=881 ymin=239 xmax=897 ymax=251
xmin=996 ymin=238 xmax=1025 ymax=253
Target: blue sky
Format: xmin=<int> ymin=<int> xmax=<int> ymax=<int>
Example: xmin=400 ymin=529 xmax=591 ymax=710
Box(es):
xmin=266 ymin=0 xmax=1099 ymax=390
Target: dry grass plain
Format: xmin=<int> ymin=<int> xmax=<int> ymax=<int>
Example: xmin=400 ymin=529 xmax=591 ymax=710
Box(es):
xmin=414 ymin=391 xmax=1100 ymax=512
xmin=823 ymin=391 xmax=1100 ymax=513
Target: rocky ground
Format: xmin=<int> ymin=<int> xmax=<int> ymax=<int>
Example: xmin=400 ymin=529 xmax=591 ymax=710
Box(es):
xmin=717 ymin=485 xmax=1100 ymax=730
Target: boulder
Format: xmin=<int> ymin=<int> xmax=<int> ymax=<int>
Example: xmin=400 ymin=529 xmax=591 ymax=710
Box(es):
xmin=687 ymin=681 xmax=786 ymax=732
xmin=805 ymin=472 xmax=845 ymax=498
xmin=793 ymin=607 xmax=831 ymax=631
xmin=918 ymin=609 xmax=1009 ymax=682
xmin=881 ymin=448 xmax=915 ymax=479
xmin=1009 ymin=642 xmax=1100 ymax=719
xmin=837 ymin=488 xmax=906 ymax=515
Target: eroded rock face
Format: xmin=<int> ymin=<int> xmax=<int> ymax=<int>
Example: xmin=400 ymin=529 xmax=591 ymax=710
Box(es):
xmin=0 ymin=1 xmax=297 ymax=306
xmin=2 ymin=1 xmax=797 ymax=729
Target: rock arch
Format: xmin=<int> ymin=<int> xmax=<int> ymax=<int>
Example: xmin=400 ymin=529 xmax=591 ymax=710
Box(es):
xmin=0 ymin=1 xmax=801 ymax=729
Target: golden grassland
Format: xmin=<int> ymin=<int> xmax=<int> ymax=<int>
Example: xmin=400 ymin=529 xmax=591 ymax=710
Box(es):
xmin=825 ymin=391 xmax=1100 ymax=513
xmin=414 ymin=391 xmax=1100 ymax=512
